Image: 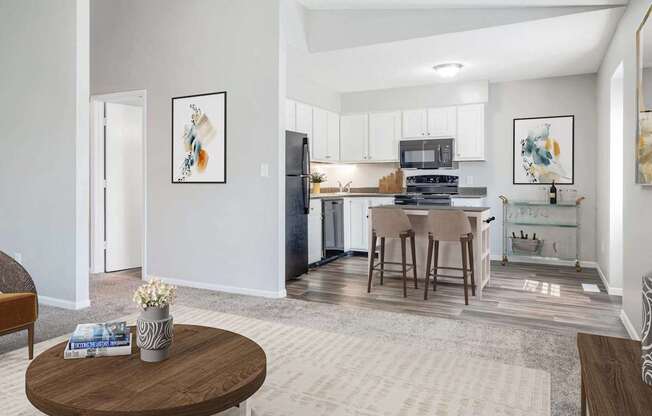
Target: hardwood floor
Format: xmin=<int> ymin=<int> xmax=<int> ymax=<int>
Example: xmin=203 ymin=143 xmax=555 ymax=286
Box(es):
xmin=287 ymin=256 xmax=628 ymax=337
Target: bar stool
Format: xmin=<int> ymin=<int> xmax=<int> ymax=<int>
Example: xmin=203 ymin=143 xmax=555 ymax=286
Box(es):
xmin=367 ymin=207 xmax=418 ymax=298
xmin=424 ymin=210 xmax=476 ymax=305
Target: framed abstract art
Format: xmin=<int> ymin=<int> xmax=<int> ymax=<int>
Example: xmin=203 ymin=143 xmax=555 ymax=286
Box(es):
xmin=171 ymin=91 xmax=226 ymax=183
xmin=513 ymin=115 xmax=574 ymax=185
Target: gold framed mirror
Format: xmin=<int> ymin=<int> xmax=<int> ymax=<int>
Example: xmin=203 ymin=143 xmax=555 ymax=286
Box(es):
xmin=637 ymin=4 xmax=652 ymax=184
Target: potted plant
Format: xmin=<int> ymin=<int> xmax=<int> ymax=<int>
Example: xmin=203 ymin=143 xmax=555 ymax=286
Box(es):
xmin=310 ymin=172 xmax=327 ymax=194
xmin=133 ymin=279 xmax=177 ymax=362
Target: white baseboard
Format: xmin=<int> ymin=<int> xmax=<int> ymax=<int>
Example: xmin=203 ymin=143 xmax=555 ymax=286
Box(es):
xmin=595 ymin=264 xmax=623 ymax=296
xmin=39 ymin=295 xmax=91 ymax=310
xmin=157 ymin=276 xmax=287 ymax=299
xmin=620 ymin=309 xmax=640 ymax=340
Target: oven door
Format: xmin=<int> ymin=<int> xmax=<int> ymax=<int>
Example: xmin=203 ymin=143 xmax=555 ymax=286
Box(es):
xmin=399 ymin=140 xmax=425 ymax=169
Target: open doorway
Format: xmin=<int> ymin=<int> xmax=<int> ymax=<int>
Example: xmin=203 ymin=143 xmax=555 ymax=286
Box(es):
xmin=90 ymin=90 xmax=147 ymax=279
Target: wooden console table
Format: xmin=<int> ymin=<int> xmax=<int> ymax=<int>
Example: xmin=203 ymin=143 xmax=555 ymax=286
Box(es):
xmin=577 ymin=333 xmax=652 ymax=415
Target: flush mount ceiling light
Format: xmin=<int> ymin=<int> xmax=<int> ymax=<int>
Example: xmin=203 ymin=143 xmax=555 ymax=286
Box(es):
xmin=433 ymin=63 xmax=464 ymax=78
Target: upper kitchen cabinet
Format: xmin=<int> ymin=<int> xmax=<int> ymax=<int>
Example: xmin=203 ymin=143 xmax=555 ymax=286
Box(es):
xmin=402 ymin=109 xmax=428 ymax=138
xmin=455 ymin=104 xmax=485 ymax=161
xmin=286 ymin=99 xmax=297 ymax=131
xmin=427 ymin=106 xmax=457 ymax=137
xmin=368 ymin=111 xmax=400 ymax=161
xmin=326 ymin=110 xmax=340 ymax=161
xmin=312 ymin=107 xmax=329 ymax=160
xmin=312 ymin=108 xmax=340 ymax=162
xmin=340 ymin=114 xmax=369 ymax=162
xmin=296 ymin=102 xmax=313 ymax=139
xmin=402 ymin=106 xmax=456 ymax=138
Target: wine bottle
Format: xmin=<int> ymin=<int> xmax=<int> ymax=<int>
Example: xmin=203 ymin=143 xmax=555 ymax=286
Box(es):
xmin=549 ymin=180 xmax=557 ymax=204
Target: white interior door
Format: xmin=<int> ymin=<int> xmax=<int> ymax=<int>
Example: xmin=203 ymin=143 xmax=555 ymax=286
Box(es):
xmin=105 ymin=102 xmax=143 ymax=272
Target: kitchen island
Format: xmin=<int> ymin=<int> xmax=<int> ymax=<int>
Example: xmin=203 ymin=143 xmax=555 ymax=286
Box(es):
xmin=368 ymin=205 xmax=492 ymax=297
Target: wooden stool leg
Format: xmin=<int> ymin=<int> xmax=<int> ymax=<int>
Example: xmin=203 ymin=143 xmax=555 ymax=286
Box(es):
xmin=401 ymin=236 xmax=407 ymax=298
xmin=467 ymin=235 xmax=476 ymax=296
xmin=433 ymin=240 xmax=439 ymax=292
xmin=424 ymin=236 xmax=433 ymax=300
xmin=28 ymin=323 xmax=34 ymax=360
xmin=461 ymin=239 xmax=469 ymax=305
xmin=367 ymin=233 xmax=377 ymax=293
xmin=410 ymin=232 xmax=418 ymax=289
xmin=581 ymin=370 xmax=586 ymax=416
xmin=379 ymin=237 xmax=385 ymax=286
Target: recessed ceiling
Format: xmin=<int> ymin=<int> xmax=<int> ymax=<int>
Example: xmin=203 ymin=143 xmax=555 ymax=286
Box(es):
xmin=288 ymin=7 xmax=624 ymax=92
xmin=297 ymin=0 xmax=628 ymax=10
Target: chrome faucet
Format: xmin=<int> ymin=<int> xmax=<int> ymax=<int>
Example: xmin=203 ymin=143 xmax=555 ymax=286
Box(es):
xmin=338 ymin=181 xmax=352 ymax=193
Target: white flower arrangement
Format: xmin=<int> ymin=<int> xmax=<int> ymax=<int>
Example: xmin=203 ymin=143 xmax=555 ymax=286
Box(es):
xmin=133 ymin=278 xmax=177 ymax=309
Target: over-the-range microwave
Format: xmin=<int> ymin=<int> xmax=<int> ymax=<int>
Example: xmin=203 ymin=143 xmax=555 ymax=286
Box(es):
xmin=399 ymin=138 xmax=456 ymax=169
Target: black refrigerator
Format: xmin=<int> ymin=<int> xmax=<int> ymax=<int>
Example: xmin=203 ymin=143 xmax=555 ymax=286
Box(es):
xmin=285 ymin=131 xmax=310 ymax=281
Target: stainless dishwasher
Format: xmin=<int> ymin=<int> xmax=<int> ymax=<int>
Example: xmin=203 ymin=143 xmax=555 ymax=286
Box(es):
xmin=322 ymin=199 xmax=344 ymax=251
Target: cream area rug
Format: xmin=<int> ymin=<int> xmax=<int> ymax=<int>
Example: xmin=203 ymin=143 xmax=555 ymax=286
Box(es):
xmin=2 ymin=305 xmax=550 ymax=416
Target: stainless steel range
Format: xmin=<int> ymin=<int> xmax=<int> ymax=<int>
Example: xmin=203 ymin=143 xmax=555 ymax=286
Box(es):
xmin=394 ymin=174 xmax=459 ymax=206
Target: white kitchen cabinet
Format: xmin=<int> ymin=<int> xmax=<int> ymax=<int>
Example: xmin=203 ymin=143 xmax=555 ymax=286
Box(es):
xmin=313 ymin=109 xmax=340 ymax=162
xmin=344 ymin=197 xmax=395 ymax=252
xmin=295 ymin=101 xmax=313 ymax=138
xmin=402 ymin=109 xmax=428 ymax=138
xmin=286 ymin=99 xmax=296 ymax=131
xmin=346 ymin=198 xmax=369 ymax=251
xmin=308 ymin=200 xmax=323 ymax=264
xmin=368 ymin=111 xmax=401 ymax=161
xmin=340 ymin=114 xmax=369 ymax=162
xmin=427 ymin=106 xmax=457 ymax=137
xmin=455 ymin=104 xmax=485 ymax=161
xmin=326 ymin=110 xmax=340 ymax=161
xmin=402 ymin=106 xmax=456 ymax=138
xmin=312 ymin=107 xmax=329 ymax=161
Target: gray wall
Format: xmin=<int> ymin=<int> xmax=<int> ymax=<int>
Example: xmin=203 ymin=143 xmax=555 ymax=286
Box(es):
xmin=0 ymin=0 xmax=89 ymax=307
xmin=341 ymin=80 xmax=489 ymax=113
xmin=91 ymin=0 xmax=284 ymax=296
xmin=341 ymin=75 xmax=598 ymax=261
xmin=596 ymin=0 xmax=652 ymax=334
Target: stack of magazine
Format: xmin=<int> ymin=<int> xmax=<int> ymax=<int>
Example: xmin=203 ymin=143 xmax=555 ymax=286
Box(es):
xmin=64 ymin=321 xmax=132 ymax=359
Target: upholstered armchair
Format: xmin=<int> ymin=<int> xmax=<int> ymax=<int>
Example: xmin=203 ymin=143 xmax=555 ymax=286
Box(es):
xmin=0 ymin=250 xmax=38 ymax=359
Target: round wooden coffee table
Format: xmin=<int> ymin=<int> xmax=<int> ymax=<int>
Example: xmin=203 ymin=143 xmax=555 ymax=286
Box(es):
xmin=26 ymin=324 xmax=266 ymax=416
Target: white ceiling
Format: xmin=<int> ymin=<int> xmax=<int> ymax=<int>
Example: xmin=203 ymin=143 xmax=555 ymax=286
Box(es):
xmin=288 ymin=7 xmax=624 ymax=92
xmin=297 ymin=0 xmax=628 ymax=9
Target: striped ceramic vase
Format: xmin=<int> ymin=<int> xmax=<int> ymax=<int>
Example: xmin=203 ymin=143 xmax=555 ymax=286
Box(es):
xmin=642 ymin=274 xmax=652 ymax=385
xmin=137 ymin=305 xmax=174 ymax=362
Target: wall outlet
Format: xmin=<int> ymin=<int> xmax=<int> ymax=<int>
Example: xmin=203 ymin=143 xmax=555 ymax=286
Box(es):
xmin=260 ymin=163 xmax=269 ymax=178
xmin=13 ymin=252 xmax=22 ymax=265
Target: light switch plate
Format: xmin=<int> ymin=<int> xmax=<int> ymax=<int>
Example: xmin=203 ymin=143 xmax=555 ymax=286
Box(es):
xmin=260 ymin=163 xmax=269 ymax=177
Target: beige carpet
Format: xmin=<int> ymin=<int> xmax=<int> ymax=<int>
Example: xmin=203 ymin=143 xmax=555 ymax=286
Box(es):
xmin=2 ymin=305 xmax=550 ymax=416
